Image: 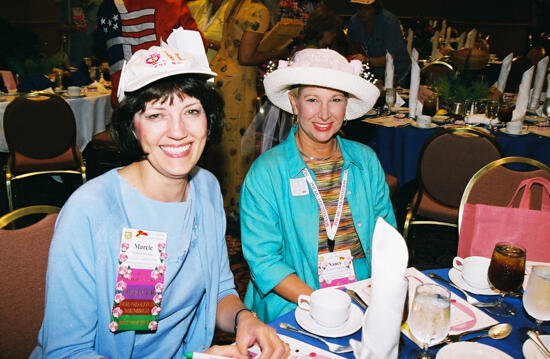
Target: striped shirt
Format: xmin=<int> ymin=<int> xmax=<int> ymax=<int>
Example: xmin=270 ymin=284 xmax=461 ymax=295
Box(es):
xmin=306 ymin=155 xmax=365 ymax=259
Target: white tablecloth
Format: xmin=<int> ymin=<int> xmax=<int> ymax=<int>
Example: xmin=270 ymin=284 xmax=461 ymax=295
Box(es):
xmin=0 ymin=92 xmax=113 ymax=152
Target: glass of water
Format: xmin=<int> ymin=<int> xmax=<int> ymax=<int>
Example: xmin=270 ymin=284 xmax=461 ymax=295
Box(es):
xmin=523 ymin=265 xmax=550 ymax=333
xmin=407 ymin=283 xmax=451 ymax=358
xmin=386 ymin=88 xmax=396 ymax=113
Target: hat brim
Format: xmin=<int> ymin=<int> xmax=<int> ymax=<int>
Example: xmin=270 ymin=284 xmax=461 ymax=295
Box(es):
xmin=124 ymin=67 xmax=217 ymax=93
xmin=264 ymin=66 xmax=380 ymax=120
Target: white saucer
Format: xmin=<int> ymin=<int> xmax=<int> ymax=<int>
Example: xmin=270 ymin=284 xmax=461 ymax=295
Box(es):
xmin=448 ymin=268 xmax=499 ymax=296
xmin=525 ymin=115 xmax=549 ymax=123
xmin=436 ymin=342 xmax=512 ymax=358
xmin=294 ymin=304 xmax=363 ymax=338
xmin=523 ymin=335 xmax=550 ymax=359
xmin=412 ymin=121 xmax=438 ymax=129
xmin=500 ymin=127 xmax=529 ymax=136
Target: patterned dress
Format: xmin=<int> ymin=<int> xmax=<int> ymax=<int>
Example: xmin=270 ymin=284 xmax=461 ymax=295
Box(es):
xmin=209 ymin=0 xmax=270 ymax=215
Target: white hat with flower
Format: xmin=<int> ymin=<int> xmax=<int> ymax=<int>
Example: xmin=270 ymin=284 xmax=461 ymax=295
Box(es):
xmin=263 ymin=48 xmax=380 ymax=119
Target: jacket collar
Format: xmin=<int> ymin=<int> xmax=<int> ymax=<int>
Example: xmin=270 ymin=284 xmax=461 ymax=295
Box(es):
xmin=285 ymin=125 xmax=364 ymax=177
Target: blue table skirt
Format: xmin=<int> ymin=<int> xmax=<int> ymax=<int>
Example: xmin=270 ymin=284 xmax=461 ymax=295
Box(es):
xmin=344 ymin=122 xmax=550 ymax=187
xmin=270 ymin=268 xmax=550 ymax=358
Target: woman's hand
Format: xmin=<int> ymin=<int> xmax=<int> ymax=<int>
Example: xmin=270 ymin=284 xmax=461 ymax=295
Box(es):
xmin=204 ymin=345 xmax=249 ymax=359
xmin=235 ymin=312 xmax=290 ymax=359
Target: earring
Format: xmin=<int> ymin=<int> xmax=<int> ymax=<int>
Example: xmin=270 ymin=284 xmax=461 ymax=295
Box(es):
xmin=343 ymin=117 xmax=349 ymax=127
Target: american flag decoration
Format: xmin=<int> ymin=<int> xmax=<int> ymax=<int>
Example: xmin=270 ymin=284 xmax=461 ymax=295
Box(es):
xmin=98 ymin=0 xmax=158 ymax=76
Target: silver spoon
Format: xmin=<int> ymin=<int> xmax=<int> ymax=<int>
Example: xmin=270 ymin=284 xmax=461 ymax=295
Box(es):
xmin=465 ymin=323 xmax=513 ymax=342
xmin=279 ymin=322 xmax=353 ymax=353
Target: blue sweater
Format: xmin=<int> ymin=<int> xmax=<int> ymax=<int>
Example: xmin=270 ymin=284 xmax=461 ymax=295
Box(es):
xmin=32 ymin=168 xmax=237 ymax=358
xmin=241 ymin=128 xmax=396 ymax=322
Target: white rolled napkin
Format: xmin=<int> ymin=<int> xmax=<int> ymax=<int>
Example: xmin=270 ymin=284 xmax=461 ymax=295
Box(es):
xmin=406 ymin=29 xmax=413 ymax=56
xmin=465 ymin=29 xmax=477 ymax=48
xmin=528 ymin=56 xmax=549 ymax=110
xmin=512 ymin=66 xmax=534 ymax=121
xmin=445 ymin=27 xmax=452 ymax=47
xmin=430 ymin=31 xmax=442 ymax=60
xmin=465 ymin=114 xmax=498 ymax=125
xmin=457 ymin=32 xmax=466 ymax=49
xmin=395 ymin=93 xmax=406 ymax=108
xmin=385 ymin=52 xmax=394 ymax=89
xmin=409 ymin=49 xmax=421 ymax=118
xmin=350 ymin=218 xmax=409 ymax=359
xmin=494 ymin=53 xmax=514 ymax=93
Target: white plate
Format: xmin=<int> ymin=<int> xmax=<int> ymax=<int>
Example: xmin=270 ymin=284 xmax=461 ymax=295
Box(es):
xmin=500 ymin=127 xmax=529 ymax=136
xmin=295 ymin=304 xmax=363 ymax=338
xmin=412 ymin=121 xmax=438 ymax=129
xmin=448 ymin=268 xmax=499 ymax=296
xmin=523 ymin=335 xmax=550 ymax=359
xmin=436 ymin=342 xmax=513 ymax=359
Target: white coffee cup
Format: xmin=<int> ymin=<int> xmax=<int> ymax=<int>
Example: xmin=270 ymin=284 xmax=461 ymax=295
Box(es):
xmin=67 ymin=86 xmax=82 ymax=97
xmin=506 ymin=120 xmax=522 ymax=134
xmin=297 ymin=288 xmax=351 ymax=328
xmin=452 ymin=256 xmax=491 ymax=289
xmin=416 ymin=115 xmax=432 ymax=128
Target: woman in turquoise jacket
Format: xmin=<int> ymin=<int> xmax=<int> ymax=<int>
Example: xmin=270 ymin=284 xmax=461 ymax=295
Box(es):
xmin=240 ymin=48 xmax=396 ymax=323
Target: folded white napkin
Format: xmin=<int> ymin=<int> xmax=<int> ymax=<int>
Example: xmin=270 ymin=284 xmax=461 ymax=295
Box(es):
xmin=494 ymin=53 xmax=514 ymax=93
xmin=465 ymin=29 xmax=477 ymax=48
xmin=445 ymin=27 xmax=452 ymax=47
xmin=409 ymin=49 xmax=421 ymax=118
xmin=395 ymin=93 xmax=406 ymax=107
xmin=513 ymin=66 xmax=534 ymax=121
xmin=528 ymin=56 xmax=549 ymax=110
xmin=350 ymin=218 xmax=409 ymax=359
xmin=385 ymin=52 xmax=394 ymax=89
xmin=465 ymin=114 xmax=498 ymax=125
xmin=457 ymin=32 xmax=466 ymax=49
xmin=430 ymin=31 xmax=442 ymax=60
xmin=406 ymin=29 xmax=413 ymax=56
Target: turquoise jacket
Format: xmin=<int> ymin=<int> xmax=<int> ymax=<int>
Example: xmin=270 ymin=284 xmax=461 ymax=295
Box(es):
xmin=241 ymin=127 xmax=396 ymax=323
xmin=31 ymin=168 xmax=237 ymax=358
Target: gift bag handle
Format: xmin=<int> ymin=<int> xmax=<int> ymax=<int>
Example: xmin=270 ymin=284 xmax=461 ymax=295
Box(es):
xmin=507 ymin=177 xmax=550 ymax=211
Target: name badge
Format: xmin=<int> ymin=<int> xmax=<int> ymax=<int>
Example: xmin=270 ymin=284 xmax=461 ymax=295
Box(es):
xmin=109 ymin=228 xmax=168 ymax=332
xmin=318 ymin=249 xmax=357 ymax=288
xmin=290 ymin=177 xmax=309 ymax=196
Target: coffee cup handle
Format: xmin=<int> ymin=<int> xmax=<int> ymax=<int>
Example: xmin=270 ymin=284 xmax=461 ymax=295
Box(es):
xmin=452 ymin=256 xmax=464 ymax=271
xmin=297 ymin=294 xmax=311 ymax=311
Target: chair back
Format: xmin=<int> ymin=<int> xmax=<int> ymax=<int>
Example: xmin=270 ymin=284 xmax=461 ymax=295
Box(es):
xmin=4 ymin=92 xmax=77 ymax=159
xmin=0 ymin=70 xmax=16 ymax=90
xmin=458 ymin=156 xmax=550 ymax=230
xmin=0 ymin=205 xmax=60 ymax=358
xmin=418 ymin=127 xmax=502 ymax=208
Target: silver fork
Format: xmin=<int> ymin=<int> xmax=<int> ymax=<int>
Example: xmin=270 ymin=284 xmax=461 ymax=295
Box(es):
xmin=279 ymin=322 xmax=353 ymax=353
xmin=428 ymin=273 xmax=500 ymax=308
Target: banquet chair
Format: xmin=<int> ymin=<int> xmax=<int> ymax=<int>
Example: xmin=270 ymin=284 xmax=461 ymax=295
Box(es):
xmin=0 ymin=205 xmax=60 ymax=358
xmin=3 ymin=92 xmax=86 ymax=211
xmin=458 ymin=156 xmax=550 ymax=231
xmin=403 ymin=127 xmax=503 ymax=241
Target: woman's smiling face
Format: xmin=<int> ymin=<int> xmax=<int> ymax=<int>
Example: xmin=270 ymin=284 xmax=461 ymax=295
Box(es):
xmin=133 ymin=93 xmax=208 ymax=180
xmin=289 ymin=85 xmax=347 ymax=145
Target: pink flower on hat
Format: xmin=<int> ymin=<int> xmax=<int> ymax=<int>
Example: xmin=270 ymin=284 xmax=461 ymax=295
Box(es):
xmin=145 ymin=53 xmax=160 ymax=65
xmin=123 ymin=268 xmax=132 ymax=279
xmin=109 ymin=321 xmax=119 ymax=332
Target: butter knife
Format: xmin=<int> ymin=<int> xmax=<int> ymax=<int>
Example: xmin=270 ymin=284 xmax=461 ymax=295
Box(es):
xmin=345 ymin=288 xmax=368 ymax=310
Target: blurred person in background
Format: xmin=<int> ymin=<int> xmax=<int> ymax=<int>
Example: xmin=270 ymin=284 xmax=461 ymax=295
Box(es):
xmin=189 ymin=0 xmax=232 ymax=63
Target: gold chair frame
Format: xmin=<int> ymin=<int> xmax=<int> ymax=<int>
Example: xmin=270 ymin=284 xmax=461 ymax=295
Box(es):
xmin=457 ymin=156 xmax=550 ymax=232
xmin=4 ymin=92 xmax=86 ymax=212
xmin=403 ymin=126 xmax=502 ymax=240
xmin=0 ymin=205 xmax=61 ymax=229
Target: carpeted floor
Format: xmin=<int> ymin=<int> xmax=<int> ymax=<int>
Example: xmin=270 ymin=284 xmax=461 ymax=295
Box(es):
xmin=0 ymin=147 xmax=459 ymax=345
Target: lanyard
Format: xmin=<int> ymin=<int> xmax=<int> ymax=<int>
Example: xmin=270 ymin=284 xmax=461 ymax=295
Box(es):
xmin=302 ymin=167 xmax=348 ymax=252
